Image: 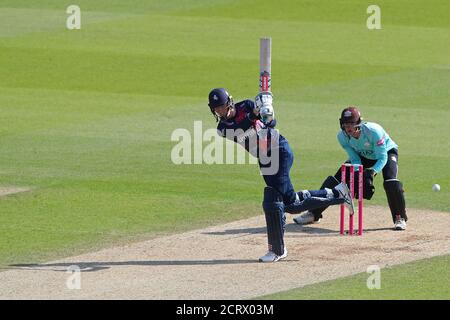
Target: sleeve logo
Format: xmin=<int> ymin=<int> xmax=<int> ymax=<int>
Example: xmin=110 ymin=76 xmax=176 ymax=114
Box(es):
xmin=376 ymin=137 xmax=385 ymax=146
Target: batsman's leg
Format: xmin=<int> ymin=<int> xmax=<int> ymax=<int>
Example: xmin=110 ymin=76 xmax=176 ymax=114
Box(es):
xmin=291 ymin=175 xmax=341 ymax=219
xmin=285 ymin=193 xmax=344 ymax=214
xmin=260 ymin=187 xmax=287 ymax=262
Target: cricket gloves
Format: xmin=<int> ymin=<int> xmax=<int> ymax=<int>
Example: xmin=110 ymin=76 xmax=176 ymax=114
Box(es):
xmin=255 ymin=92 xmax=275 ymax=125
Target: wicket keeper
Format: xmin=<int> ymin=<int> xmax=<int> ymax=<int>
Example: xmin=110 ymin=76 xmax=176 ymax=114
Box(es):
xmin=294 ymin=107 xmax=408 ymax=230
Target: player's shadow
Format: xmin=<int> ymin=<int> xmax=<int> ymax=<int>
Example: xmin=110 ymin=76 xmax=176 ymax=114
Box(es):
xmin=203 ymin=224 xmax=338 ymax=237
xmin=203 ymin=226 xmax=267 ymax=235
xmin=203 ymin=224 xmax=395 ymax=237
xmin=289 ymin=225 xmax=394 ymax=235
xmin=8 ymin=258 xmax=260 ymax=273
xmin=362 ymin=227 xmax=394 ymax=232
xmin=291 ymin=225 xmax=340 ymax=235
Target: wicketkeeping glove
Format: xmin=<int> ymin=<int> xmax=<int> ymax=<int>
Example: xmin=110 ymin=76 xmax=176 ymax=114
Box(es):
xmin=364 ymin=168 xmax=376 ymax=180
xmin=363 ymin=168 xmax=376 ymax=200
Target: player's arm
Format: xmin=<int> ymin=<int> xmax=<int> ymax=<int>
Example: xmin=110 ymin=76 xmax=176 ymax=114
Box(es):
xmin=216 ymin=104 xmax=256 ymax=138
xmin=370 ymin=128 xmax=389 ymax=174
xmin=243 ymin=99 xmax=261 ymax=120
xmin=337 ymin=132 xmax=362 ymax=165
xmin=217 ymin=119 xmax=253 ymax=137
xmin=245 ymin=98 xmax=278 ymax=128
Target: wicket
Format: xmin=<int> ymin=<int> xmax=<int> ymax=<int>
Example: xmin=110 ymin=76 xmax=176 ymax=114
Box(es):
xmin=340 ymin=164 xmax=363 ymax=235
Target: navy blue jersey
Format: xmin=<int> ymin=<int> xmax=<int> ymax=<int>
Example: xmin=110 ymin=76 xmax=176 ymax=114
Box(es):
xmin=216 ymin=99 xmax=286 ymax=158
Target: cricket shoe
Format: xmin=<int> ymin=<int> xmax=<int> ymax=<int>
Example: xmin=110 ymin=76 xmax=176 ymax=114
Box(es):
xmin=259 ymin=247 xmax=287 ymax=263
xmin=394 ymin=216 xmax=407 ymax=231
xmin=293 ymin=211 xmax=320 ymax=225
xmin=335 ymin=182 xmax=355 ymax=215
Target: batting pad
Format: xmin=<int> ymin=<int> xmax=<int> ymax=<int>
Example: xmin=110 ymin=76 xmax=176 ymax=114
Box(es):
xmin=262 ymin=187 xmax=285 ymax=256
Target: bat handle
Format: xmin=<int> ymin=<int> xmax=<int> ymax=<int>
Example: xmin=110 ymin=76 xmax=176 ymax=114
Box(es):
xmin=260 ymin=71 xmax=271 ymax=92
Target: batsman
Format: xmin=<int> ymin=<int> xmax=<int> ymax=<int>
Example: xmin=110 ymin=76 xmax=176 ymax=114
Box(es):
xmin=207 ymin=39 xmax=356 ymax=262
xmin=294 ymin=107 xmax=408 ymax=231
xmin=207 ymin=88 xmax=354 ymax=262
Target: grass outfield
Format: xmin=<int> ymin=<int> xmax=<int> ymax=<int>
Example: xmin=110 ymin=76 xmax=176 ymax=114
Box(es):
xmin=257 ymin=254 xmax=450 ymax=299
xmin=0 ymin=0 xmax=449 ymax=276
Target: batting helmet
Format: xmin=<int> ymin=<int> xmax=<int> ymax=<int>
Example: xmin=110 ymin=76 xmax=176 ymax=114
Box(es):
xmin=208 ymin=88 xmax=234 ymax=121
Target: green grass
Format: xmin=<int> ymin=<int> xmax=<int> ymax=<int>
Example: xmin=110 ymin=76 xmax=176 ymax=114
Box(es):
xmin=257 ymin=254 xmax=450 ymax=299
xmin=0 ymin=0 xmax=449 ymax=275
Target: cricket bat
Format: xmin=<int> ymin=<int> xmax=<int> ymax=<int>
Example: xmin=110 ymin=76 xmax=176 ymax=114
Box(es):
xmin=259 ymin=37 xmax=272 ymax=93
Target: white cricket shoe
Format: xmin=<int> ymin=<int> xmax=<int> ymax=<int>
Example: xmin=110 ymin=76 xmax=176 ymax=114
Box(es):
xmin=335 ymin=182 xmax=355 ymax=215
xmin=293 ymin=211 xmax=320 ymax=225
xmin=259 ymin=247 xmax=287 ymax=263
xmin=394 ymin=216 xmax=407 ymax=230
